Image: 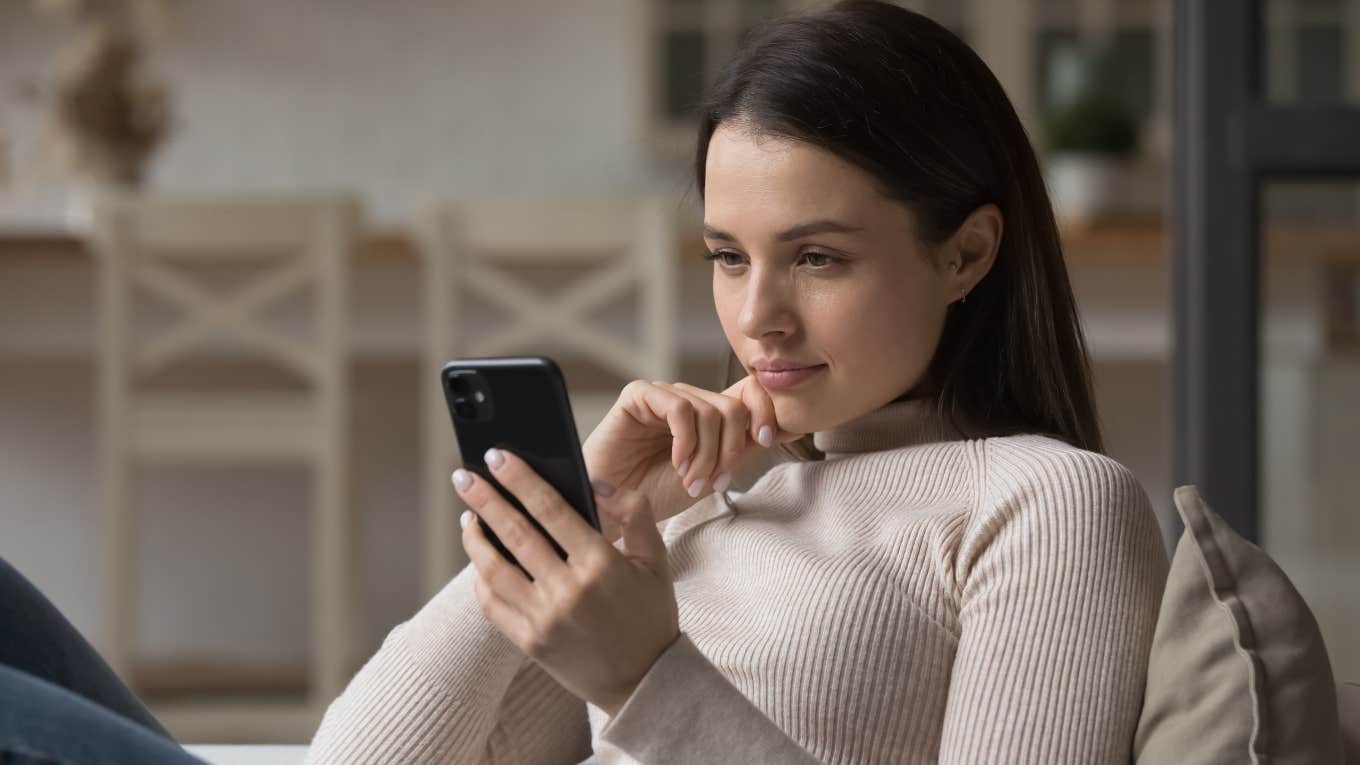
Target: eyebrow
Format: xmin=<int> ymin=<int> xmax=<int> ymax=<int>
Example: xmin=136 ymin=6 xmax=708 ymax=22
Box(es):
xmin=703 ymin=219 xmax=864 ymax=243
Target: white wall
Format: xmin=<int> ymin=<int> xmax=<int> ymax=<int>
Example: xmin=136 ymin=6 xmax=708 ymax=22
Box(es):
xmin=1 ymin=0 xmax=679 ymax=225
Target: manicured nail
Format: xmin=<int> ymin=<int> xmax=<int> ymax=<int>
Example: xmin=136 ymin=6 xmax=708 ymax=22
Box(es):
xmin=677 ymin=460 xmax=689 ymax=477
xmin=591 ymin=479 xmax=615 ymax=497
xmin=484 ymin=448 xmax=504 ymax=469
xmin=452 ymin=468 xmax=472 ymax=491
xmin=713 ymin=473 xmax=732 ymax=493
xmin=687 ymin=479 xmax=705 ymax=498
xmin=459 ymin=510 xmax=472 ymax=529
xmin=758 ymin=426 xmax=773 ymax=447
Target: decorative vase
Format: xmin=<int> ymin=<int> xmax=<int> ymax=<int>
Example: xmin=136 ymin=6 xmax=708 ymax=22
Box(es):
xmin=1045 ymin=152 xmax=1132 ymax=224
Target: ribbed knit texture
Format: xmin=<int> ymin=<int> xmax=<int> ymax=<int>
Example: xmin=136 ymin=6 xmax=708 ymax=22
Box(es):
xmin=307 ymin=399 xmax=1169 ymax=764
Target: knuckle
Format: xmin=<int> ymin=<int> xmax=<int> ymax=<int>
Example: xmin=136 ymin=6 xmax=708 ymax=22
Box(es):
xmin=525 ymin=486 xmax=560 ymax=518
xmin=500 ymin=516 xmax=534 ymax=547
xmin=522 ymin=630 xmax=549 ymax=659
xmin=474 ymin=582 xmax=494 ymax=615
xmin=581 ymin=549 xmax=614 ymax=579
xmin=714 ymin=394 xmax=743 ymax=415
xmin=557 ymin=583 xmax=589 ymax=615
xmin=615 ymin=492 xmax=645 ymax=516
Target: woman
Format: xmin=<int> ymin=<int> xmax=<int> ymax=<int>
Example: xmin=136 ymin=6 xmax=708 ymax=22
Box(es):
xmin=309 ymin=1 xmax=1168 ymax=763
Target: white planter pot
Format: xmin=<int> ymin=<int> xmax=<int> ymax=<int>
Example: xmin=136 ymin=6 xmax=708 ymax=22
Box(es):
xmin=1045 ymin=153 xmax=1134 ymax=224
xmin=63 ymin=180 xmax=134 ymax=232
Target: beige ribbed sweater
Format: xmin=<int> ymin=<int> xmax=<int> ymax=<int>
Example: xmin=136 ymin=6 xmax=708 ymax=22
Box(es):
xmin=307 ymin=399 xmax=1169 ymax=764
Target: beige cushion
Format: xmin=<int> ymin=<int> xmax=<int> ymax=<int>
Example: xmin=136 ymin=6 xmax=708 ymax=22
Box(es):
xmin=1341 ymin=683 xmax=1360 ymax=764
xmin=1133 ymin=485 xmax=1344 ymax=764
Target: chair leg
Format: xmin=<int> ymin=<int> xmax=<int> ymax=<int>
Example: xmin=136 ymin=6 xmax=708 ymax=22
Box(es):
xmin=100 ymin=450 xmax=135 ymax=685
xmin=311 ymin=441 xmax=354 ymax=707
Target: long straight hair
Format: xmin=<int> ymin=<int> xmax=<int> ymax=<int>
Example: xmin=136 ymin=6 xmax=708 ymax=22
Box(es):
xmin=696 ymin=0 xmax=1104 ymax=457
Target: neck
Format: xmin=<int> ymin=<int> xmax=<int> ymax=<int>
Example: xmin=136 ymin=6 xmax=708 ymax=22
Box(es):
xmin=811 ymin=398 xmax=961 ymax=456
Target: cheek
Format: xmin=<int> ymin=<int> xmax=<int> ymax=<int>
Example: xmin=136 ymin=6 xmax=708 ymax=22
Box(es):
xmin=712 ymin=277 xmax=744 ymax=340
xmin=826 ymin=276 xmax=947 ymax=380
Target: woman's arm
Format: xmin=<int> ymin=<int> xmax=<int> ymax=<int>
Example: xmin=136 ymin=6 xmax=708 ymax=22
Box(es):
xmin=595 ymin=632 xmax=820 ymax=764
xmin=306 ymin=563 xmax=591 ymax=764
xmin=938 ymin=441 xmax=1170 ymax=763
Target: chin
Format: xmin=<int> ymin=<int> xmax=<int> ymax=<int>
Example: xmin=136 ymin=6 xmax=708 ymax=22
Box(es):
xmin=769 ymin=395 xmax=841 ymax=436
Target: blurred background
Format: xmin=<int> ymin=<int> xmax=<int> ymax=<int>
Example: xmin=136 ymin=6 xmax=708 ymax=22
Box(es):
xmin=0 ymin=0 xmax=1355 ymax=745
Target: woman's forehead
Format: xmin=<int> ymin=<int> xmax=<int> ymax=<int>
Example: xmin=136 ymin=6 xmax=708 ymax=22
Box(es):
xmin=705 ymin=128 xmax=884 ymax=224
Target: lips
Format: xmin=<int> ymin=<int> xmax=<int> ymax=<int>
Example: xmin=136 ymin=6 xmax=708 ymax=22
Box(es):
xmin=753 ymin=363 xmax=827 ymax=391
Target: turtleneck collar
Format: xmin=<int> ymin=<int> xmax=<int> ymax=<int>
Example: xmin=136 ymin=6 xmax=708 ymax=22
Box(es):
xmin=811 ymin=398 xmax=962 ymax=456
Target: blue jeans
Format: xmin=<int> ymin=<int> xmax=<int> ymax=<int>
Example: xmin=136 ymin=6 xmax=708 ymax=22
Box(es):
xmin=0 ymin=557 xmax=204 ymax=764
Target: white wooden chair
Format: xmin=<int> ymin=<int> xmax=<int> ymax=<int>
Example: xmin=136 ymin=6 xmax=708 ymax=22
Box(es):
xmin=412 ymin=197 xmax=678 ymax=596
xmin=90 ymin=194 xmax=360 ymax=729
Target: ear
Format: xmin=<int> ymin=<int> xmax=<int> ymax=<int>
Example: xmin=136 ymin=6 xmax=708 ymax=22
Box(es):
xmin=941 ymin=203 xmax=1002 ymax=303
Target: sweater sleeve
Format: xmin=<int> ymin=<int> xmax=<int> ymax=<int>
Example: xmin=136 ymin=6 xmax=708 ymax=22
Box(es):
xmin=938 ymin=440 xmax=1169 ymax=763
xmin=306 ymin=562 xmax=591 ymax=764
xmin=597 ymin=632 xmax=820 ymax=764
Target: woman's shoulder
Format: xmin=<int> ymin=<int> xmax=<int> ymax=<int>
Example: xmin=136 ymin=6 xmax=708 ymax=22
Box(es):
xmin=971 ymin=432 xmax=1155 ymax=530
xmin=980 ymin=432 xmax=1141 ymax=490
xmin=956 ymin=432 xmax=1168 ymax=577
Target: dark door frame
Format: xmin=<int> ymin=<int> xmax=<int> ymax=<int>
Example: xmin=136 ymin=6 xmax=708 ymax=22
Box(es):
xmin=1173 ymin=0 xmax=1360 ymax=541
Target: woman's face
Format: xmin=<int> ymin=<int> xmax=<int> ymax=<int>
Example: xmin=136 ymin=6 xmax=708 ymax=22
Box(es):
xmin=703 ymin=124 xmax=958 ymax=435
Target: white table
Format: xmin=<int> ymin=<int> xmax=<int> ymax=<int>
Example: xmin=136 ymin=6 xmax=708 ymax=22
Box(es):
xmin=185 ymin=746 xmax=308 ymax=765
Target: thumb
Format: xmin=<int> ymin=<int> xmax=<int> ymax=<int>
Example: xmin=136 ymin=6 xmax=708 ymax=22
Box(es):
xmin=605 ymin=489 xmax=668 ymax=573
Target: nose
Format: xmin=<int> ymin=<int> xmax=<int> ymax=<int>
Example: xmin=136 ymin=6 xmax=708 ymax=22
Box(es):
xmin=737 ymin=265 xmax=796 ymax=340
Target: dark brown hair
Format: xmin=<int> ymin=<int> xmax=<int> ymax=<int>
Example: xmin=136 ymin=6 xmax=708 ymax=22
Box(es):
xmin=695 ymin=0 xmax=1103 ymax=457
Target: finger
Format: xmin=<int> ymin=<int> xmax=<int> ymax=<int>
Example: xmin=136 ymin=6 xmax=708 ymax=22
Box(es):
xmin=621 ymin=380 xmax=700 ymax=477
xmin=471 ymin=566 xmax=535 ymax=648
xmin=484 ymin=448 xmax=600 ymax=562
xmin=726 ymin=375 xmax=803 ymax=447
xmin=654 ymin=382 xmax=721 ymax=496
xmin=670 ymin=381 xmax=748 ymax=492
xmin=453 ymin=466 xmax=567 ymax=584
xmin=604 ymin=489 xmax=670 ymax=579
xmin=460 ymin=504 xmax=537 ymax=607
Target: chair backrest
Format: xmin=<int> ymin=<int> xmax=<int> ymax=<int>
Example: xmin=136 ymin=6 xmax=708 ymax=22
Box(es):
xmin=415 ymin=196 xmax=678 ymax=385
xmin=90 ymin=194 xmax=360 ymax=396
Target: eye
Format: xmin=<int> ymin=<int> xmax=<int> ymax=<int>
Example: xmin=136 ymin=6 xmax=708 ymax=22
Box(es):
xmin=702 ymin=250 xmax=746 ymax=268
xmin=801 ymin=251 xmax=841 ymax=268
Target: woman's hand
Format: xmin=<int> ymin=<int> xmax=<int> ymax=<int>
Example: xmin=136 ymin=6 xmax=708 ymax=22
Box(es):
xmin=453 ymin=447 xmax=677 ymax=716
xmin=581 ymin=375 xmax=803 ymax=539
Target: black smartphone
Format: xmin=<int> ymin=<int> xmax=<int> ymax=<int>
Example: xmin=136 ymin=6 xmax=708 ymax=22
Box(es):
xmin=441 ymin=356 xmax=601 ymax=579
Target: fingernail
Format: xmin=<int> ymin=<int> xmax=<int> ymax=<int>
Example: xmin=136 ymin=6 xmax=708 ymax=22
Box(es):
xmin=758 ymin=426 xmax=773 ymax=447
xmin=459 ymin=510 xmax=472 ymax=529
xmin=484 ymin=448 xmax=504 ymax=469
xmin=677 ymin=460 xmax=689 ymax=477
xmin=713 ymin=473 xmax=732 ymax=493
xmin=591 ymin=479 xmax=615 ymax=497
xmin=452 ymin=468 xmax=472 ymax=491
xmin=687 ymin=479 xmax=705 ymax=498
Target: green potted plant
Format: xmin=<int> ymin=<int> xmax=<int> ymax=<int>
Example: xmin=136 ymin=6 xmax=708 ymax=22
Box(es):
xmin=1042 ymin=44 xmax=1139 ymax=224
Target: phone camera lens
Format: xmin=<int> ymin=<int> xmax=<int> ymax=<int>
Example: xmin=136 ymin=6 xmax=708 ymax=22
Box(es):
xmin=448 ymin=376 xmax=471 ymax=395
xmin=453 ymin=400 xmax=477 ymax=420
